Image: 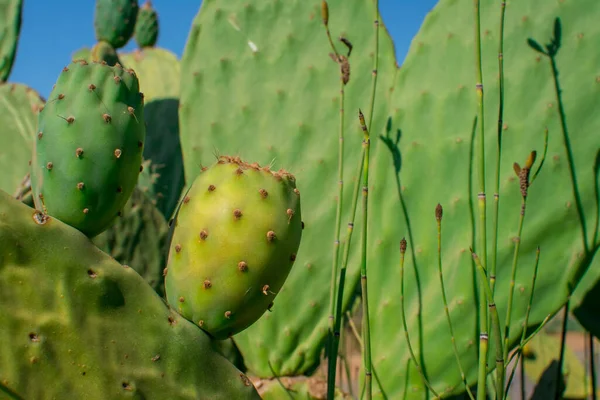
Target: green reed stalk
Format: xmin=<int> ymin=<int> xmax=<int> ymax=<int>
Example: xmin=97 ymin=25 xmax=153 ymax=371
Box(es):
xmin=503 ymin=247 xmax=541 ymax=398
xmin=472 ymin=1 xmax=489 ymax=398
xmin=322 ymin=2 xmax=345 ymax=396
xmin=490 ymin=0 xmax=507 ymax=298
xmin=471 ymin=250 xmax=505 ymax=400
xmin=503 ymin=153 xmax=536 ymax=372
xmin=400 ymin=237 xmax=440 ymax=398
xmin=327 ymin=2 xmax=380 ymax=396
xmin=358 ymin=110 xmax=373 ymax=400
xmin=435 ymin=204 xmax=475 ymax=400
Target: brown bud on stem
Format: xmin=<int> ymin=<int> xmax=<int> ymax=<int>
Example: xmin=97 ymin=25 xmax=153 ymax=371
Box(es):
xmin=400 ymin=238 xmax=407 ymax=254
xmin=435 ymin=203 xmax=443 ymax=222
xmin=321 ymin=1 xmax=329 ymax=26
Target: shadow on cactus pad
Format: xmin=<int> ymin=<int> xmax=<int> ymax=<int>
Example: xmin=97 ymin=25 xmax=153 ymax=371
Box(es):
xmin=0 ymin=190 xmax=260 ymax=399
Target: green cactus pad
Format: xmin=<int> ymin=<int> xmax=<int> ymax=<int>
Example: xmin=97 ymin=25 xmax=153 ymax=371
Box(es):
xmin=30 ymin=59 xmax=146 ymax=238
xmin=0 ymin=0 xmax=22 ymax=82
xmin=119 ymin=47 xmax=180 ymax=101
xmin=71 ymin=46 xmax=91 ymax=62
xmin=0 ymin=83 xmax=44 ymax=193
xmin=94 ymin=0 xmax=139 ymax=49
xmin=134 ymin=0 xmax=158 ymax=48
xmin=91 ymin=40 xmax=121 ymax=66
xmin=178 ymin=0 xmax=396 ymax=375
xmin=165 ymin=156 xmax=303 ymax=340
xmin=0 ymin=189 xmax=260 ymax=399
xmin=93 ymin=187 xmax=169 ymax=297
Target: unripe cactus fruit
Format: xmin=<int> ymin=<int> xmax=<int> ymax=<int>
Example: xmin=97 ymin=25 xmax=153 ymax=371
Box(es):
xmin=30 ymin=59 xmax=145 ymax=238
xmin=94 ymin=0 xmax=139 ymax=49
xmin=134 ymin=0 xmax=159 ymax=48
xmin=165 ymin=156 xmax=303 ymax=340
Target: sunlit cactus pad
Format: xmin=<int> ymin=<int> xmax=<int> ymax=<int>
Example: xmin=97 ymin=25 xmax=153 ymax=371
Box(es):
xmin=0 ymin=190 xmax=260 ymax=400
xmin=165 ymin=156 xmax=303 ymax=340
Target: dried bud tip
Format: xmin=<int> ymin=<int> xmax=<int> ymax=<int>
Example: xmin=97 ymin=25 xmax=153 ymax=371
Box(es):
xmin=526 ymin=151 xmax=537 ymax=169
xmin=399 ymin=238 xmax=407 ymax=253
xmin=435 ymin=203 xmax=443 ymax=221
xmin=513 ymin=162 xmax=521 ymax=177
xmin=321 ymin=1 xmax=329 ymax=26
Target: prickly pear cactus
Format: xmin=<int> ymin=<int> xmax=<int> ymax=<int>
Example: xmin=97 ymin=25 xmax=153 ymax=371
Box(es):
xmin=94 ymin=0 xmax=139 ymax=49
xmin=179 ymin=0 xmax=600 ymax=397
xmin=0 ymin=189 xmax=261 ymax=399
xmin=178 ymin=0 xmax=396 ymax=375
xmin=30 ymin=60 xmax=146 ymax=238
xmin=165 ymin=156 xmax=303 ymax=340
xmin=91 ymin=40 xmax=121 ymax=66
xmin=0 ymin=83 xmax=44 ymax=193
xmin=134 ymin=0 xmax=158 ymax=48
xmin=0 ymin=0 xmax=22 ymax=82
xmin=92 ymin=187 xmax=169 ymax=297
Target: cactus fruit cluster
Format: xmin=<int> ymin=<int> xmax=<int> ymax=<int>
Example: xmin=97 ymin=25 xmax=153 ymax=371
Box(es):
xmin=30 ymin=60 xmax=146 ymax=238
xmin=165 ymin=156 xmax=303 ymax=339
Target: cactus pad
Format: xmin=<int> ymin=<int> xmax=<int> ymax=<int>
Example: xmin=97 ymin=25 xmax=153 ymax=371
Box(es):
xmin=0 ymin=83 xmax=44 ymax=194
xmin=90 ymin=40 xmax=121 ymax=66
xmin=0 ymin=0 xmax=22 ymax=82
xmin=165 ymin=156 xmax=303 ymax=340
xmin=94 ymin=0 xmax=139 ymax=49
xmin=119 ymin=47 xmax=180 ymax=101
xmin=30 ymin=60 xmax=146 ymax=238
xmin=134 ymin=0 xmax=158 ymax=48
xmin=0 ymin=189 xmax=260 ymax=399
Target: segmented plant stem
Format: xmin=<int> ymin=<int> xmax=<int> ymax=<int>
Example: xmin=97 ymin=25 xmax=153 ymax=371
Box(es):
xmin=436 ymin=205 xmax=475 ymax=400
xmin=503 ymin=247 xmax=540 ymax=398
xmin=472 ymin=1 xmax=489 ymax=398
xmin=400 ymin=238 xmax=440 ymax=398
xmin=322 ymin=2 xmax=345 ymax=396
xmin=490 ymin=0 xmax=507 ymax=297
xmin=471 ymin=250 xmax=505 ymax=400
xmin=358 ymin=110 xmax=373 ymax=400
xmin=502 ymin=198 xmax=527 ymax=365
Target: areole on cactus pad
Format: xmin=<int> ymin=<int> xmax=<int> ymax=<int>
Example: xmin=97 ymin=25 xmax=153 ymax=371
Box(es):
xmin=165 ymin=156 xmax=303 ymax=340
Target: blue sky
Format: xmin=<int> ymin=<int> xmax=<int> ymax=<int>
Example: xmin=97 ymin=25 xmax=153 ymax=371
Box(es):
xmin=10 ymin=1 xmax=437 ymax=99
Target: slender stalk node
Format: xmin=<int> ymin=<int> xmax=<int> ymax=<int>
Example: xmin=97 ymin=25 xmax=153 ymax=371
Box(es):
xmin=436 ymin=204 xmax=475 ymax=400
xmin=358 ymin=109 xmax=373 ymax=400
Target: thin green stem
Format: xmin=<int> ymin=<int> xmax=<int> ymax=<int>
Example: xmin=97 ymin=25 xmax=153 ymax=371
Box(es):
xmin=367 ymin=2 xmax=380 ymax=132
xmin=329 ymin=145 xmax=365 ymax=399
xmin=529 ymin=128 xmax=549 ymax=185
xmin=435 ymin=204 xmax=475 ymax=400
xmin=471 ymin=250 xmax=505 ymax=400
xmin=327 ymin=75 xmax=346 ymax=399
xmin=473 ymin=1 xmax=489 ymax=398
xmin=502 ymin=198 xmax=527 ymax=366
xmin=323 ymin=2 xmax=346 ymax=396
xmin=358 ymin=110 xmax=372 ymax=400
xmin=505 ymin=314 xmax=553 ymax=369
xmin=400 ymin=238 xmax=440 ymax=398
xmin=503 ymin=247 xmax=541 ymax=399
xmin=490 ymin=0 xmax=507 ymax=298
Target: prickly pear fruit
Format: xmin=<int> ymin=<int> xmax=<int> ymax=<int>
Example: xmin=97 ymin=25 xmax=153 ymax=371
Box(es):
xmin=94 ymin=0 xmax=139 ymax=49
xmin=134 ymin=0 xmax=158 ymax=48
xmin=165 ymin=156 xmax=303 ymax=340
xmin=30 ymin=59 xmax=145 ymax=238
xmin=90 ymin=40 xmax=120 ymax=66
